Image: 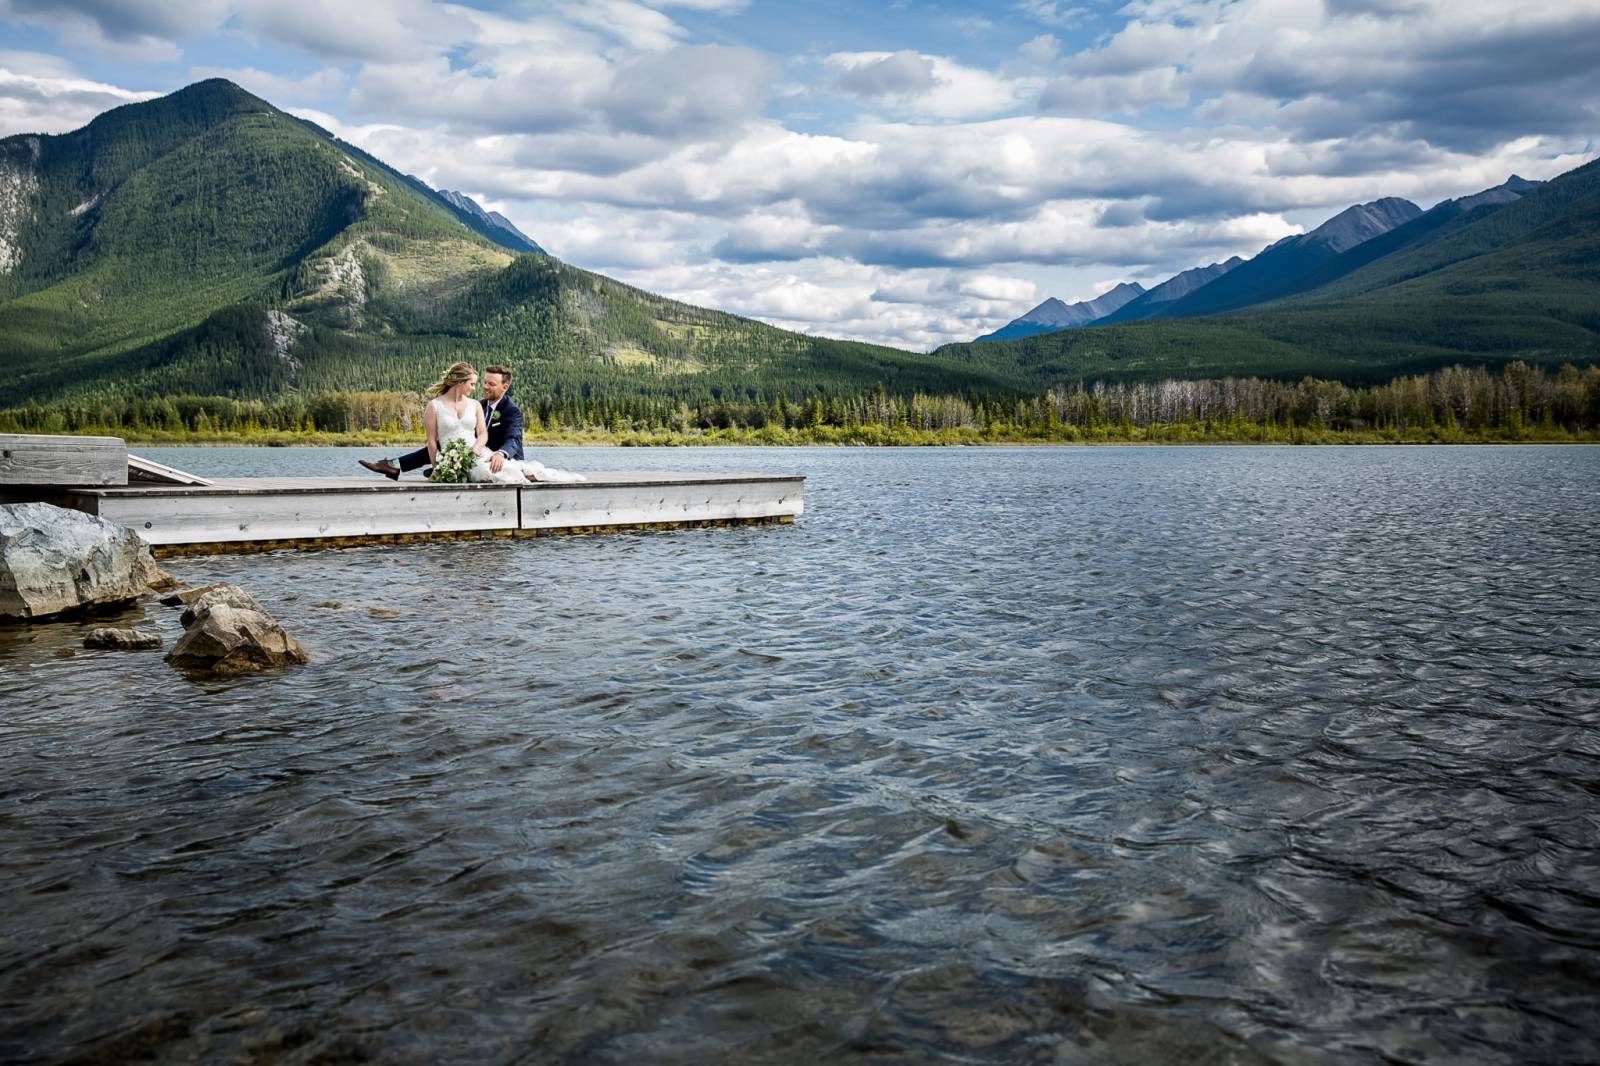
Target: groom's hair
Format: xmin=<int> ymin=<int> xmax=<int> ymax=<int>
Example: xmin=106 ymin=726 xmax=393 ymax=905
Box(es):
xmin=484 ymin=364 xmax=512 ymax=384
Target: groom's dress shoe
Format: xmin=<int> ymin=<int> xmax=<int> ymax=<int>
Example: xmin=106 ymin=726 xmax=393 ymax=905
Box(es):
xmin=359 ymin=458 xmax=400 ymax=480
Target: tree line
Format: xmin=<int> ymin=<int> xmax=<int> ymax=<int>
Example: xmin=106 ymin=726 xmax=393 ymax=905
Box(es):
xmin=3 ymin=361 xmax=1597 ymax=443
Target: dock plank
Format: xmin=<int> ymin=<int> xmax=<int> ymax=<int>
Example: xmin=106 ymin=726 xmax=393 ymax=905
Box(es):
xmin=0 ymin=433 xmax=127 ymax=487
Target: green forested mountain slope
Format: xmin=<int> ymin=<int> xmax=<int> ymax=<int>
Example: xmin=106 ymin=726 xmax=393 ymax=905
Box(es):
xmin=0 ymin=79 xmax=1013 ymax=405
xmin=0 ymin=80 xmax=517 ymax=395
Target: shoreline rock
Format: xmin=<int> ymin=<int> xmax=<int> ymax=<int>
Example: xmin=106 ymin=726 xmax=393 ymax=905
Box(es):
xmin=1 ymin=502 xmax=165 ymax=621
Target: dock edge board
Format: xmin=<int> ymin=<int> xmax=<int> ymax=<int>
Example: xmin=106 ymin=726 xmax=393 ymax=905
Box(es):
xmin=150 ymin=515 xmax=795 ymax=556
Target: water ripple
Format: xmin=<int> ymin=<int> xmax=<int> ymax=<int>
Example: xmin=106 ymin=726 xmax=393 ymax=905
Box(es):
xmin=2 ymin=445 xmax=1598 ymax=1063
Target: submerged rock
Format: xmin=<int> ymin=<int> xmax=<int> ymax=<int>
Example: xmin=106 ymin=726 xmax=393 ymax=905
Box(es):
xmin=0 ymin=502 xmax=163 ymax=621
xmin=166 ymin=588 xmax=308 ymax=677
xmin=84 ymin=627 xmax=162 ymax=651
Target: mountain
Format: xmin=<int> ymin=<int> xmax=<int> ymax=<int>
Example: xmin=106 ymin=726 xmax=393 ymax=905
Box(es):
xmin=1302 ymin=197 xmax=1425 ymax=253
xmin=1230 ymin=176 xmax=1546 ymax=309
xmin=436 ymin=189 xmax=545 ymax=255
xmin=0 ymin=79 xmax=1019 ymax=405
xmin=1286 ymin=172 xmax=1561 ymax=300
xmin=991 ymin=190 xmax=1442 ymax=340
xmin=975 ymin=281 xmax=1144 ymax=341
xmin=1144 ymin=197 xmax=1423 ymax=319
xmin=930 ymin=157 xmax=1600 ymax=384
xmin=1097 ymin=256 xmax=1244 ymax=324
xmin=1105 ymin=179 xmax=1542 ymax=327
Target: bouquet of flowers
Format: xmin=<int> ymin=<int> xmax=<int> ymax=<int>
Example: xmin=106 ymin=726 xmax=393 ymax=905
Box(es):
xmin=430 ymin=438 xmax=478 ymax=483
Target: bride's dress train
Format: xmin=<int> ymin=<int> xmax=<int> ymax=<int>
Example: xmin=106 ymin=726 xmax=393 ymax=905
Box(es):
xmin=431 ymin=397 xmax=586 ymax=484
xmin=470 ymin=457 xmax=586 ymax=484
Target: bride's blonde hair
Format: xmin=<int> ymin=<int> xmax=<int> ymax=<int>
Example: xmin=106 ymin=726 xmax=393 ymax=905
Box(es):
xmin=426 ymin=361 xmax=477 ymax=399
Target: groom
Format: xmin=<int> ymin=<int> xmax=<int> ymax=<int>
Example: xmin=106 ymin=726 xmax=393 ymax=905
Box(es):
xmin=358 ymin=364 xmax=525 ymax=479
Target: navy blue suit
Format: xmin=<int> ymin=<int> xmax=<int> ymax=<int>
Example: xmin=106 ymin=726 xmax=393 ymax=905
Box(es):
xmin=397 ymin=391 xmax=526 ymax=473
xmin=485 ymin=392 xmax=525 ymax=461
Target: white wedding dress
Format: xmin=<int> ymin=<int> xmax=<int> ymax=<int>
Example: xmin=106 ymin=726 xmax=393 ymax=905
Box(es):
xmin=430 ymin=398 xmax=586 ymax=484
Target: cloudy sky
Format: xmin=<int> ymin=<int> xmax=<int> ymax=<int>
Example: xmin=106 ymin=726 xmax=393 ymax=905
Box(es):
xmin=1 ymin=0 xmax=1596 ymax=350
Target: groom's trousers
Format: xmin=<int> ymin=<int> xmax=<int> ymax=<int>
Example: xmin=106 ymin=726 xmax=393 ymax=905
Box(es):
xmin=395 ymin=446 xmax=430 ymax=473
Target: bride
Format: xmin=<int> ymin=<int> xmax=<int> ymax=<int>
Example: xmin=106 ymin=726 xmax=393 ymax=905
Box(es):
xmin=423 ymin=362 xmax=586 ymax=484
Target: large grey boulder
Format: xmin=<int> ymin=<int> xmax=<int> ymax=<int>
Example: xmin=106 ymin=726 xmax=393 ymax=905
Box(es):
xmin=0 ymin=502 xmax=163 ymax=621
xmin=166 ymin=592 xmax=308 ymax=677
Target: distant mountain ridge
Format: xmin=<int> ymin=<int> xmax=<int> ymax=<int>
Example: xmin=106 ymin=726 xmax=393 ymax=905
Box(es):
xmin=997 ymin=179 xmax=1546 ymax=343
xmin=1272 ymin=176 xmax=1546 ymax=303
xmin=1142 ymin=197 xmax=1423 ymax=319
xmin=1140 ymin=257 xmax=1244 ymax=303
xmin=1295 ymin=197 xmax=1423 ymax=254
xmin=1098 ymin=256 xmax=1244 ymax=325
xmin=975 ymin=281 xmax=1143 ymax=341
xmin=978 ymin=196 xmax=1427 ymax=342
xmin=1454 ymin=174 xmax=1541 ymax=212
xmin=436 ymin=190 xmax=545 ymax=255
xmin=931 ymin=156 xmax=1600 ymax=384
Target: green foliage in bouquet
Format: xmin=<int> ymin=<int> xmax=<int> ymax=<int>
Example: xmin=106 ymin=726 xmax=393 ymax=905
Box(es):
xmin=430 ymin=438 xmax=478 ymax=483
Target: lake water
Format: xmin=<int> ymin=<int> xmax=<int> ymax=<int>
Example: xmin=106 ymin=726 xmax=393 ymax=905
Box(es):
xmin=3 ymin=445 xmax=1598 ymax=1064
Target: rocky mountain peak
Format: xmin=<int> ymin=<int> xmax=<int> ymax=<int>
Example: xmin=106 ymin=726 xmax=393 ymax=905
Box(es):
xmin=1306 ymin=197 xmax=1423 ymax=254
xmin=1453 ymin=174 xmax=1545 ymax=212
xmin=1098 ymin=281 xmax=1145 ymax=301
xmin=1025 ymin=297 xmax=1071 ymax=320
xmin=974 ymin=282 xmax=1146 ymax=341
xmin=1018 ymin=282 xmax=1145 ymax=327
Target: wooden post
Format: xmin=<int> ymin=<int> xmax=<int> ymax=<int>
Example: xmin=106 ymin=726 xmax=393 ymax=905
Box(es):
xmin=0 ymin=434 xmax=128 ymax=487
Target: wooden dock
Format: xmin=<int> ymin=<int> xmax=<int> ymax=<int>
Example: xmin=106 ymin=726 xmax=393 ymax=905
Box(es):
xmin=1 ymin=434 xmax=804 ymax=555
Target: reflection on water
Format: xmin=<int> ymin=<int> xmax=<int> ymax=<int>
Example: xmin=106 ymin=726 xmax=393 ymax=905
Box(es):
xmin=3 ymin=446 xmax=1598 ymax=1064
